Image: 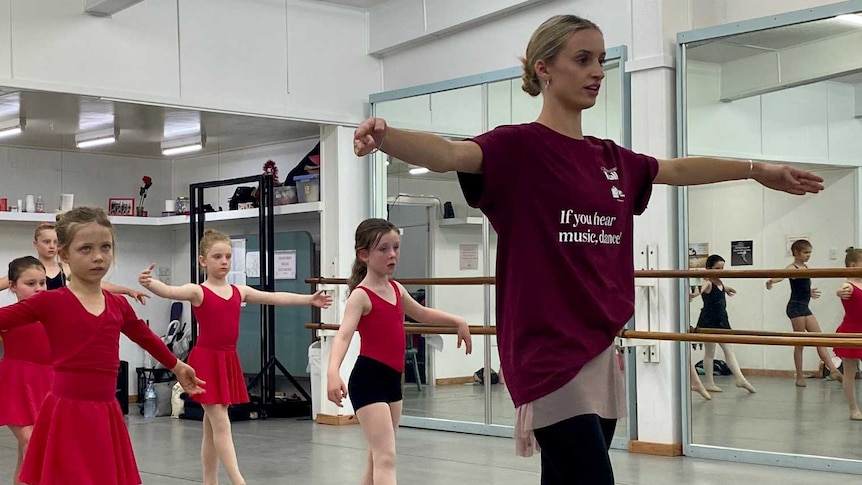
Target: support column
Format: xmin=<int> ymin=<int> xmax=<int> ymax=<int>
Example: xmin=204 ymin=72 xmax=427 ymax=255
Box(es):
xmin=315 ymin=125 xmax=371 ymax=423
xmin=628 ymin=0 xmax=691 ymax=455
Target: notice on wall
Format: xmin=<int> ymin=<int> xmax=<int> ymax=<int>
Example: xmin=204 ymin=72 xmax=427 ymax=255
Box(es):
xmin=731 ymin=240 xmax=753 ymax=266
xmin=460 ymin=244 xmax=479 ymax=270
xmin=275 ymin=250 xmax=296 ymax=280
xmin=688 ymin=242 xmax=709 ymax=269
xmin=230 ymin=238 xmax=246 ymax=273
xmin=246 ymin=251 xmax=260 ymax=278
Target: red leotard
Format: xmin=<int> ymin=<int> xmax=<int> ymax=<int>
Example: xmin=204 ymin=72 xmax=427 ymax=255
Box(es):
xmin=356 ymin=280 xmax=406 ymax=372
xmin=836 ymin=284 xmax=862 ymax=359
xmin=188 ymin=284 xmax=249 ymax=405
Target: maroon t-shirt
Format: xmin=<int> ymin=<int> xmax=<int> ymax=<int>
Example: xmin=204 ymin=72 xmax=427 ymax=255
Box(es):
xmin=458 ymin=122 xmax=658 ymax=407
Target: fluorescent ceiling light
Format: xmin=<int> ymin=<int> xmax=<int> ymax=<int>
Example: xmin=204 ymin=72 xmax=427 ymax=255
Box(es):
xmin=162 ymin=134 xmax=205 ymax=157
xmin=835 ymin=14 xmax=862 ymax=26
xmin=75 ymin=128 xmax=116 ymax=148
xmin=0 ymin=117 xmax=23 ymax=138
xmin=163 ymin=143 xmax=203 ymax=156
xmin=408 ymin=167 xmax=429 ymax=175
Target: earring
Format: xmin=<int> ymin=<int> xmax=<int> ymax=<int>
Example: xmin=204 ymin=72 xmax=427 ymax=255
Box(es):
xmin=546 ymin=78 xmax=551 ymax=89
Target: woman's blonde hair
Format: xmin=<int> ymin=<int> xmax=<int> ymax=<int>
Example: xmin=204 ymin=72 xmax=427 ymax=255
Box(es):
xmin=520 ymin=15 xmax=600 ymax=97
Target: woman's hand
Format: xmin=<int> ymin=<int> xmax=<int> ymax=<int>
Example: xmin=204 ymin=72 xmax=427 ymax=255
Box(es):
xmin=456 ymin=319 xmax=473 ymax=355
xmin=353 ymin=118 xmax=387 ymax=157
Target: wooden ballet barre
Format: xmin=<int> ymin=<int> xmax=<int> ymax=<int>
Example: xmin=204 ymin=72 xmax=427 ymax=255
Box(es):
xmin=619 ymin=329 xmax=862 ymax=348
xmin=692 ymin=328 xmax=862 ymax=339
xmin=305 ymin=323 xmax=498 ymax=335
xmin=307 ymin=267 xmax=862 ymax=287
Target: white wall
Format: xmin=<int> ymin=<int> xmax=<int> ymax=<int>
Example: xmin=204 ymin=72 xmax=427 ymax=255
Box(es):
xmin=379 ymin=0 xmax=633 ymax=90
xmin=687 ymin=62 xmax=862 ymax=165
xmin=688 ymin=169 xmax=856 ymax=372
xmin=0 ymin=0 xmax=380 ymax=124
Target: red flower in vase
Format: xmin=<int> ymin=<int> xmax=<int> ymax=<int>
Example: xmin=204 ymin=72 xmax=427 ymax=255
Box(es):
xmin=139 ymin=176 xmax=153 ymax=213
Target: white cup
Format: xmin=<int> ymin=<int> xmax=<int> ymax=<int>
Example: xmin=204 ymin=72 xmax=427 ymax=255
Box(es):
xmin=24 ymin=194 xmax=35 ymax=213
xmin=60 ymin=194 xmax=74 ymax=212
xmin=165 ymin=199 xmax=176 ymax=212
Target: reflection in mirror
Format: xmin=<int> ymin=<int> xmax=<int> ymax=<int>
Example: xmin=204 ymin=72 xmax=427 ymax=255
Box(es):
xmin=684 ymin=13 xmax=862 ymax=460
xmin=375 ymin=53 xmax=628 ymax=432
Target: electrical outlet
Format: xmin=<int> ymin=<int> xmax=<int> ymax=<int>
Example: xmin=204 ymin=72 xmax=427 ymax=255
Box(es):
xmin=158 ymin=267 xmax=171 ymax=277
xmin=158 ymin=277 xmax=170 ymax=285
xmin=830 ymin=248 xmax=838 ymax=260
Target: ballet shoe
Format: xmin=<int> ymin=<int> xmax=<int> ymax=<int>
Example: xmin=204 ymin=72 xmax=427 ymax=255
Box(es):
xmin=795 ymin=378 xmax=807 ymax=387
xmin=691 ymin=385 xmax=712 ymax=400
xmin=828 ymin=372 xmax=844 ymax=383
xmin=736 ymin=381 xmax=757 ymax=393
xmin=851 ymin=410 xmax=862 ymax=421
xmin=704 ymin=384 xmax=723 ymax=392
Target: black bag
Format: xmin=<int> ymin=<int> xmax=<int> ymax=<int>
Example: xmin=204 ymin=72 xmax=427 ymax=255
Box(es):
xmin=695 ymin=359 xmax=731 ymax=376
xmin=473 ymin=367 xmax=500 ymax=385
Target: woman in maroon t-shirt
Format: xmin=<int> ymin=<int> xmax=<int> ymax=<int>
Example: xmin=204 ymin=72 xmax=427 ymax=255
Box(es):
xmin=353 ymin=15 xmax=824 ymax=485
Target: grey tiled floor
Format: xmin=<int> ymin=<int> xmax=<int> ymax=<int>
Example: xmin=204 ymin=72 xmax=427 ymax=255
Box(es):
xmin=1 ymin=375 xmax=861 ymax=483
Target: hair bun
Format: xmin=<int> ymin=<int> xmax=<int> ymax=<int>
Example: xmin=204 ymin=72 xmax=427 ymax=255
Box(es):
xmin=848 ymin=247 xmax=856 ymax=253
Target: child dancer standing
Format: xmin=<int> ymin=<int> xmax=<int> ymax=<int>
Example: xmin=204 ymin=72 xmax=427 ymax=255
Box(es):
xmin=834 ymin=247 xmax=862 ymax=420
xmin=767 ymin=239 xmax=842 ymax=386
xmin=327 ymin=218 xmax=472 ymax=485
xmin=690 ymin=255 xmax=756 ymax=394
xmin=139 ymin=228 xmax=332 ymax=485
xmin=0 ymin=207 xmax=203 ymax=485
xmin=0 ymin=257 xmax=52 ymax=485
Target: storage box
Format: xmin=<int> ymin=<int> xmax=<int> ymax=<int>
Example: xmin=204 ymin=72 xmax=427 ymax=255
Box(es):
xmin=274 ymin=185 xmax=297 ymax=205
xmin=294 ymin=174 xmax=320 ymax=203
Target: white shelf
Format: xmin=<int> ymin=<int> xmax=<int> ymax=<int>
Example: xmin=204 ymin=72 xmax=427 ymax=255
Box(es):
xmin=0 ymin=202 xmax=323 ymax=227
xmin=438 ymin=216 xmax=484 ymax=227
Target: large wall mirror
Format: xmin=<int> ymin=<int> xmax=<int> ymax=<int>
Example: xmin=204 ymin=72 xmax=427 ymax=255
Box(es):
xmin=678 ymin=3 xmax=862 ymax=473
xmin=368 ymin=47 xmax=635 ymax=446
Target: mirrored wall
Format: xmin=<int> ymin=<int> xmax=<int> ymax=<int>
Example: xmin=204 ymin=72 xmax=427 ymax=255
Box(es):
xmin=679 ymin=3 xmax=862 ymax=473
xmin=369 ymin=48 xmax=634 ymax=443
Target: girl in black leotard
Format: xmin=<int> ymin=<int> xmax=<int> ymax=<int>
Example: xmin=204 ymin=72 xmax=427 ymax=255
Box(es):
xmin=691 ymin=255 xmax=756 ymax=394
xmin=0 ymin=222 xmax=148 ymax=302
xmin=766 ymin=239 xmax=842 ymax=387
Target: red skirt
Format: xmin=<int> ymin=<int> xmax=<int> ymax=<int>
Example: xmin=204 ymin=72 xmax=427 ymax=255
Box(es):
xmin=835 ymin=321 xmax=862 ymax=359
xmin=188 ymin=346 xmax=249 ymax=405
xmin=0 ymin=359 xmax=53 ymax=427
xmin=19 ymin=371 xmax=141 ymax=485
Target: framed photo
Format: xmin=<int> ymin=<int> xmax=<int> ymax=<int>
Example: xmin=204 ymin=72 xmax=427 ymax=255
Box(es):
xmin=108 ymin=198 xmax=135 ymax=216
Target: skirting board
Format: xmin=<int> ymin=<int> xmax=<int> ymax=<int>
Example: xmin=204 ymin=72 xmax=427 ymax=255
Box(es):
xmin=436 ymin=376 xmax=474 ymax=385
xmin=316 ymin=413 xmax=359 ymax=426
xmin=628 ymin=440 xmax=683 ymax=457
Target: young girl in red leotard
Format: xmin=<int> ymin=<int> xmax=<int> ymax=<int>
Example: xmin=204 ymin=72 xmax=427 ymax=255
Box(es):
xmin=834 ymin=247 xmax=862 ymax=420
xmin=139 ymin=228 xmax=332 ymax=485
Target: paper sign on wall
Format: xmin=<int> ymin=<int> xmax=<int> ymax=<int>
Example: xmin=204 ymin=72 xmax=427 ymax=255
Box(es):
xmin=246 ymin=251 xmax=261 ymax=278
xmin=275 ymin=250 xmax=296 ymax=280
xmin=460 ymin=244 xmax=479 ymax=270
xmin=230 ymin=238 xmax=246 ymax=272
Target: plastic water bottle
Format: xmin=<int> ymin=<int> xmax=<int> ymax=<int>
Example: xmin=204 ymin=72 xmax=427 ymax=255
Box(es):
xmin=143 ymin=381 xmax=157 ymax=418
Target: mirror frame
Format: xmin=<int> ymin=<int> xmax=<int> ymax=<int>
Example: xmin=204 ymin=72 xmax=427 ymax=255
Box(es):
xmin=676 ymin=0 xmax=862 ymax=474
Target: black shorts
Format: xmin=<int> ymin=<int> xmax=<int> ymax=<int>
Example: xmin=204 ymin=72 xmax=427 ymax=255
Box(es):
xmin=348 ymin=356 xmax=402 ymax=411
xmin=786 ymin=300 xmax=813 ymax=319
